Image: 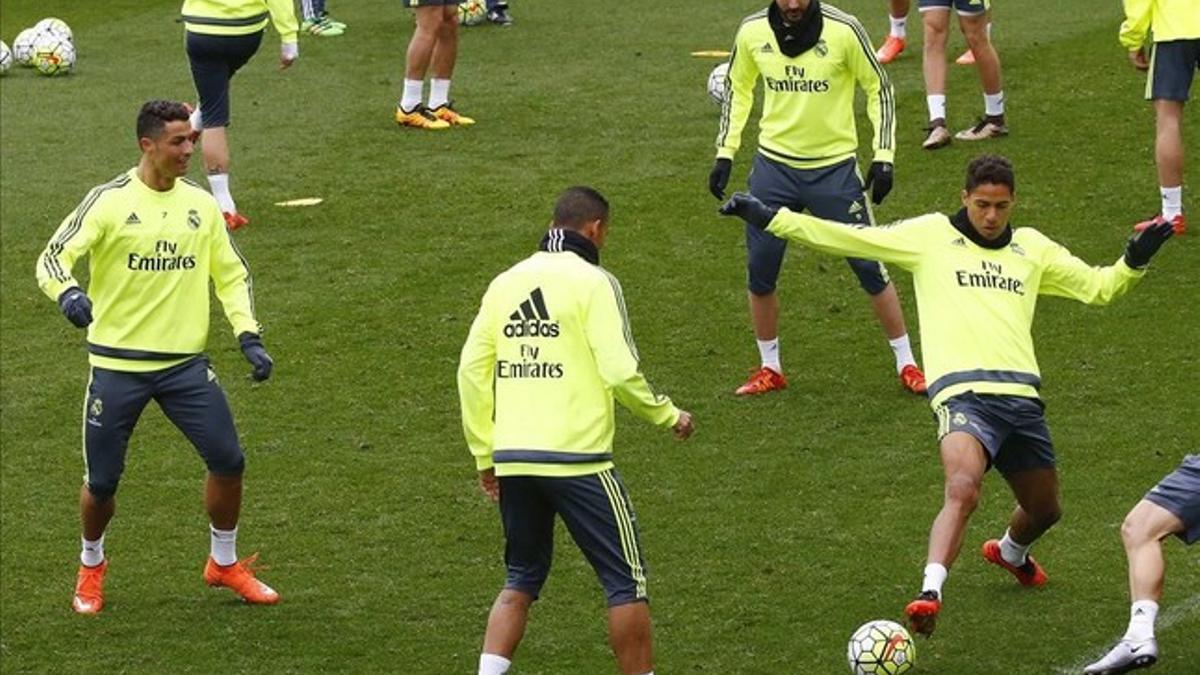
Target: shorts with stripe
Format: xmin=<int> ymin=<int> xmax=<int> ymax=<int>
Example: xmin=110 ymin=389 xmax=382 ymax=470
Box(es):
xmin=1144 ymin=454 xmax=1200 ymax=545
xmin=746 ymin=154 xmax=890 ymax=296
xmin=934 ymin=392 xmax=1055 ymax=477
xmin=499 ymin=468 xmax=648 ymax=606
xmin=918 ymin=0 xmax=990 ymax=15
xmin=82 ymin=356 xmax=245 ymax=498
xmin=185 ymin=31 xmax=264 ymax=128
xmin=1146 ymin=39 xmax=1200 ymax=102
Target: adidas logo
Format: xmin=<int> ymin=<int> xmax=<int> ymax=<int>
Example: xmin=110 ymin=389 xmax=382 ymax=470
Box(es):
xmin=504 ymin=287 xmax=560 ymax=338
xmin=848 ymin=201 xmax=864 ymax=215
xmin=125 ymin=212 xmax=141 ymax=225
xmin=761 ymin=42 xmax=774 ymax=54
xmin=951 ymin=237 xmax=967 ymax=247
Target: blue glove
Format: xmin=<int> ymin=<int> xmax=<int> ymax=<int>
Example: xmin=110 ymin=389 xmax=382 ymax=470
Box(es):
xmin=865 ymin=161 xmax=894 ymax=205
xmin=719 ymin=192 xmax=778 ymax=230
xmin=1124 ymin=220 xmax=1175 ymax=269
xmin=238 ymin=332 xmax=274 ymax=381
xmin=708 ymin=158 xmax=733 ymax=200
xmin=58 ymin=287 xmax=93 ymax=328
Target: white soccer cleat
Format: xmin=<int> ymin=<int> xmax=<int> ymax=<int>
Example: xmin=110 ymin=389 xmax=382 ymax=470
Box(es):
xmin=1083 ymin=638 xmax=1158 ymax=674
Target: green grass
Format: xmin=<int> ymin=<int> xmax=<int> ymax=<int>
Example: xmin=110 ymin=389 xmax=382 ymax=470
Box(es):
xmin=2 ymin=1 xmax=1197 ymax=673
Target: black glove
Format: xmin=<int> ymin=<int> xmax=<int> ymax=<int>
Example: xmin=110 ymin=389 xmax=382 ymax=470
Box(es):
xmin=718 ymin=192 xmax=778 ymax=230
xmin=57 ymin=287 xmax=93 ymax=328
xmin=238 ymin=332 xmax=274 ymax=381
xmin=1123 ymin=220 xmax=1175 ymax=269
xmin=708 ymin=158 xmax=733 ymax=200
xmin=864 ymin=161 xmax=893 ymax=205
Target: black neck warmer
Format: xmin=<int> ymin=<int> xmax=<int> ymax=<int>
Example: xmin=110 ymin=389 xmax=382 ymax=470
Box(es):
xmin=950 ymin=207 xmax=1013 ymax=249
xmin=538 ymin=228 xmax=600 ymax=265
xmin=768 ymin=1 xmax=824 ymax=57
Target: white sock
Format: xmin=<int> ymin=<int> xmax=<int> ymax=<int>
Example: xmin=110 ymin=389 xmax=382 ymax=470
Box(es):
xmin=1161 ymin=186 xmax=1183 ymax=220
xmin=428 ymin=78 xmax=451 ymax=109
xmin=400 ymin=79 xmax=424 ymax=113
xmin=1124 ymin=600 xmax=1159 ymax=641
xmin=210 ymin=525 xmax=238 ymax=566
xmin=889 ymin=15 xmax=907 ymax=39
xmin=999 ymin=529 xmax=1030 ymax=567
xmin=81 ymin=535 xmax=105 ymax=567
xmin=478 ymin=653 xmax=511 ymax=675
xmin=927 ymin=94 xmax=946 ymax=123
xmin=921 ymin=562 xmax=947 ymax=596
xmin=757 ymin=338 xmax=781 ymax=373
xmin=888 ymin=334 xmax=916 ymax=373
xmin=984 ymin=91 xmax=1005 ymax=117
xmin=188 ymin=106 xmax=203 ymax=132
xmin=207 ymin=173 xmax=236 ymax=213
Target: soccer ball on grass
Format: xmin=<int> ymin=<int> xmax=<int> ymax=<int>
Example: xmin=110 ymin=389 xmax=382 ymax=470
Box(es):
xmin=35 ymin=17 xmax=74 ymax=43
xmin=847 ymin=620 xmax=916 ymax=675
xmin=0 ymin=41 xmax=11 ymax=75
xmin=458 ymin=1 xmax=487 ymax=26
xmin=13 ymin=28 xmax=38 ymax=66
xmin=31 ymin=33 xmax=75 ymax=76
xmin=707 ymin=61 xmax=730 ymax=106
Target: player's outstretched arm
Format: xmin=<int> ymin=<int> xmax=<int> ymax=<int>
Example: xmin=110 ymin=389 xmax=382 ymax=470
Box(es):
xmin=1039 ymin=220 xmax=1174 ymax=305
xmin=718 ymin=192 xmax=924 ymax=269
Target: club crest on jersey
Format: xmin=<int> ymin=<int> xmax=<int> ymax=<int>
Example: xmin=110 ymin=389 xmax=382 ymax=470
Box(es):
xmin=187 ymin=209 xmax=201 ymax=230
xmin=1010 ymin=242 xmax=1026 ymax=256
xmin=504 ymin=288 xmax=560 ymax=338
xmin=814 ymin=39 xmax=828 ymax=57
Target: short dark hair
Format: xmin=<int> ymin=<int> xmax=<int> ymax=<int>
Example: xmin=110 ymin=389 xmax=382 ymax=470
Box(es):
xmin=552 ymin=186 xmax=610 ymax=231
xmin=965 ymin=154 xmax=1015 ymax=193
xmin=136 ymin=100 xmax=191 ymax=141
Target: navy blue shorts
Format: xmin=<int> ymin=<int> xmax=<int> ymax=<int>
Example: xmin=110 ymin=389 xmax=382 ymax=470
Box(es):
xmin=1145 ymin=454 xmax=1200 ymax=545
xmin=185 ymin=31 xmax=263 ymax=128
xmin=745 ymin=154 xmax=890 ymax=296
xmin=917 ymin=0 xmax=990 ymax=15
xmin=1147 ymin=40 xmax=1200 ymax=102
xmin=82 ymin=356 xmax=245 ymax=498
xmin=934 ymin=392 xmax=1056 ymax=477
xmin=499 ymin=468 xmax=648 ymax=606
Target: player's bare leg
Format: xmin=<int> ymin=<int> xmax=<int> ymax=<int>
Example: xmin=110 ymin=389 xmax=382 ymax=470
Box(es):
xmin=481 ymin=589 xmax=534 ymax=668
xmin=397 ymin=7 xmax=451 ymax=129
xmin=981 ymin=467 xmax=1058 ymax=586
xmin=866 ymin=283 xmax=926 ymax=393
xmin=608 ymin=600 xmax=653 ymax=675
xmin=921 ymin=9 xmax=952 ymax=149
xmin=954 ymin=13 xmax=1008 ymax=141
xmin=876 ymin=0 xmax=910 ymax=64
xmin=906 ymin=432 xmax=987 ymax=635
xmin=73 ymin=485 xmax=115 ymax=614
xmin=1084 ymin=501 xmax=1182 ymax=673
xmin=198 ymin=127 xmax=246 ymax=230
xmin=737 ymin=291 xmax=787 ymax=395
xmin=428 ymin=5 xmax=474 ymax=126
xmin=1136 ymin=100 xmax=1188 ymax=234
xmin=202 ymin=471 xmax=278 ymax=604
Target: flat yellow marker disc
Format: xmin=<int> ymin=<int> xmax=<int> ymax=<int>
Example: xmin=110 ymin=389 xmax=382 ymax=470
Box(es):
xmin=691 ymin=50 xmax=731 ymax=58
xmin=274 ymin=198 xmax=324 ymax=207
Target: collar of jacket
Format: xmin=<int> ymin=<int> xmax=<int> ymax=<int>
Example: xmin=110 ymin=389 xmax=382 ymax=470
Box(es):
xmin=768 ymin=0 xmax=824 ymax=58
xmin=951 ymin=207 xmax=1012 ymax=249
xmin=538 ymin=228 xmax=600 ymax=265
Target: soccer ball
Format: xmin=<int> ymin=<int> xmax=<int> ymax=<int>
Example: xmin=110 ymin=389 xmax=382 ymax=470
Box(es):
xmin=707 ymin=61 xmax=730 ymax=106
xmin=458 ymin=1 xmax=487 ymax=26
xmin=847 ymin=620 xmax=916 ymax=675
xmin=13 ymin=28 xmax=38 ymax=66
xmin=0 ymin=41 xmax=11 ymax=75
xmin=31 ymin=33 xmax=75 ymax=76
xmin=35 ymin=17 xmax=74 ymax=43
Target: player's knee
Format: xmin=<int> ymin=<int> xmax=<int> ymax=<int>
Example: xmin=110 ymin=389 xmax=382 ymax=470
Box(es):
xmin=205 ymin=448 xmax=245 ymax=476
xmin=945 ymin=474 xmax=981 ymax=510
xmin=848 ymin=259 xmax=888 ymax=295
xmin=86 ymin=479 xmax=118 ymax=502
xmin=1120 ymin=510 xmax=1150 ymax=547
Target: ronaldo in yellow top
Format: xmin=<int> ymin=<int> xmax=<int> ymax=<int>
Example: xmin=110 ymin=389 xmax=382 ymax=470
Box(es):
xmin=719 ymin=154 xmax=1176 ymax=638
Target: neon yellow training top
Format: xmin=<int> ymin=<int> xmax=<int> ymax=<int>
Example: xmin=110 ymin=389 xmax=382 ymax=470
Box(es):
xmin=181 ymin=0 xmax=298 ymax=44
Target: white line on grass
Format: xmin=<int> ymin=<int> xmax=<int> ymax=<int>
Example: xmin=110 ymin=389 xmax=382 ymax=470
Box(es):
xmin=1054 ymin=593 xmax=1200 ymax=674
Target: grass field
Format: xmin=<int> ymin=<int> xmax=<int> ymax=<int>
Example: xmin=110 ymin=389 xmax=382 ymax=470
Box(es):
xmin=1 ymin=1 xmax=1197 ymax=673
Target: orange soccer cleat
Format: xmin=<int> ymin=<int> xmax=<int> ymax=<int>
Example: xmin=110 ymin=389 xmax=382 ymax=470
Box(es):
xmin=204 ymin=554 xmax=280 ymax=604
xmin=899 ymin=364 xmax=927 ymax=395
xmin=72 ymin=560 xmax=108 ymax=615
xmin=735 ymin=366 xmax=787 ymax=396
xmin=1133 ymin=213 xmax=1186 ymax=236
xmin=904 ymin=590 xmax=941 ymax=637
xmin=875 ymin=36 xmax=907 ymax=64
xmin=223 ymin=211 xmax=249 ymax=232
xmin=395 ymin=105 xmax=451 ymax=130
xmin=431 ymin=102 xmax=476 ymax=126
xmin=981 ymin=539 xmax=1048 ymax=587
